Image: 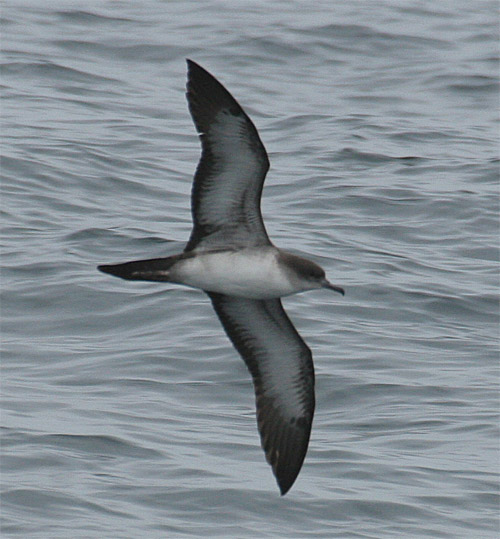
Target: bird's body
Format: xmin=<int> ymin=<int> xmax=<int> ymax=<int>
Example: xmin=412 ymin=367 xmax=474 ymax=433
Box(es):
xmin=103 ymin=246 xmax=338 ymax=300
xmin=173 ymin=248 xmax=303 ymax=299
xmin=98 ymin=60 xmax=344 ymax=495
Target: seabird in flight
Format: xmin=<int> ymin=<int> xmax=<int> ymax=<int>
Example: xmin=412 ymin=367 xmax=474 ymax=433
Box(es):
xmin=98 ymin=60 xmax=344 ymax=495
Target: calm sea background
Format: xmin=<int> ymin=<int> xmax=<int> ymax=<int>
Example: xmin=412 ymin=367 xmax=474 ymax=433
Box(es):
xmin=1 ymin=1 xmax=498 ymax=537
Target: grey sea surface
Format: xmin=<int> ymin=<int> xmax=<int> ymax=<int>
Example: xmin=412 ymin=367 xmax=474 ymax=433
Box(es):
xmin=1 ymin=1 xmax=499 ymax=537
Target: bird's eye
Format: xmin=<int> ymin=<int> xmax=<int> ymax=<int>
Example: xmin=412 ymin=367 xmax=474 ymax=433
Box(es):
xmin=311 ymin=268 xmax=323 ymax=279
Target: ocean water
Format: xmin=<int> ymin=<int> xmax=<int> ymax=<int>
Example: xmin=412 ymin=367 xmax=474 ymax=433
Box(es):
xmin=1 ymin=1 xmax=498 ymax=537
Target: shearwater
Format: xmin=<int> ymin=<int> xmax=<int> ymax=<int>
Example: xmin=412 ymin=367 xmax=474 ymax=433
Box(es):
xmin=98 ymin=60 xmax=344 ymax=495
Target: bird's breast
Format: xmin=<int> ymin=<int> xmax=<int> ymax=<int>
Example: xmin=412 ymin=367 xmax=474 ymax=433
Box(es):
xmin=170 ymin=249 xmax=298 ymax=299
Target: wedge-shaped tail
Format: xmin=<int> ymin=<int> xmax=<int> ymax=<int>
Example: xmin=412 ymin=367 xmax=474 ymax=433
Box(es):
xmin=98 ymin=255 xmax=181 ymax=282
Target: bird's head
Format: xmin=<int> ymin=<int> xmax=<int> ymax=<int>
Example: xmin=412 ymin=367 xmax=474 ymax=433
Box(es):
xmin=280 ymin=252 xmax=344 ymax=296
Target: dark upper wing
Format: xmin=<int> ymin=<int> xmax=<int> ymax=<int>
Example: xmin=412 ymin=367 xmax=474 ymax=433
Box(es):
xmin=207 ymin=293 xmax=315 ymax=495
xmin=184 ymin=60 xmax=271 ymax=252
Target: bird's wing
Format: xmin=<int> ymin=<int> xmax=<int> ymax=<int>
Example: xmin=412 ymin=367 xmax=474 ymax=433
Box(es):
xmin=185 ymin=60 xmax=271 ymax=252
xmin=207 ymin=292 xmax=315 ymax=495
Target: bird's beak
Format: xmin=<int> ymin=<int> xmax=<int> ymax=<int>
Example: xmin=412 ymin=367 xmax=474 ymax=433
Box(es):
xmin=322 ymin=279 xmax=345 ymax=296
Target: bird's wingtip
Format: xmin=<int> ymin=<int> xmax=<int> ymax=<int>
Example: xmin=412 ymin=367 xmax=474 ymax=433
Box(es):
xmin=279 ymin=484 xmax=291 ymax=496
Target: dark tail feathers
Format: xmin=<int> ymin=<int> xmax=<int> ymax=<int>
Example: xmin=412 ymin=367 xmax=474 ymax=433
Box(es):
xmin=98 ymin=254 xmax=181 ymax=282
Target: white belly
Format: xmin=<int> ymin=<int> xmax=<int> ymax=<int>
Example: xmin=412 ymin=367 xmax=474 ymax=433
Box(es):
xmin=170 ymin=249 xmax=297 ymax=299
